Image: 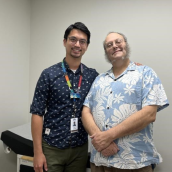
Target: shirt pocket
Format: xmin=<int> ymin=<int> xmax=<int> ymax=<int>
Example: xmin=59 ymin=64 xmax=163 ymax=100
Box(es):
xmin=122 ymin=84 xmax=142 ymax=105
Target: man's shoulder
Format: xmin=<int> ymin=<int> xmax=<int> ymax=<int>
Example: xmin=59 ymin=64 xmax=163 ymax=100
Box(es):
xmin=133 ymin=64 xmax=158 ymax=79
xmin=139 ymin=65 xmax=154 ymax=74
xmin=132 ymin=62 xmax=153 ymax=73
xmin=42 ymin=62 xmax=61 ymax=73
xmin=82 ymin=63 xmax=99 ymax=75
xmin=90 ymin=72 xmax=108 ymax=84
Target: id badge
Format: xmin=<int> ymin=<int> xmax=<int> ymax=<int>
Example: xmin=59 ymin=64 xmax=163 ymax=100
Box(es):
xmin=70 ymin=92 xmax=81 ymax=99
xmin=45 ymin=128 xmax=50 ymax=135
xmin=70 ymin=118 xmax=78 ymax=133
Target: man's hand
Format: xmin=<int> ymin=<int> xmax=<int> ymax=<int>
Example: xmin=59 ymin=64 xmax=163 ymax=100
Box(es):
xmin=33 ymin=152 xmax=48 ymax=172
xmin=101 ymin=142 xmax=119 ymax=157
xmin=135 ymin=62 xmax=142 ymax=66
xmin=90 ymin=131 xmax=113 ymax=152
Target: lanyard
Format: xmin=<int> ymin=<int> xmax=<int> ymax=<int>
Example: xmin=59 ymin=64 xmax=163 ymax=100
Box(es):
xmin=61 ymin=60 xmax=83 ymax=96
xmin=61 ymin=60 xmax=83 ymax=117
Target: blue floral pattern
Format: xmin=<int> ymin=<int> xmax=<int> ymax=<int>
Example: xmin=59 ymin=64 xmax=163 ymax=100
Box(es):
xmin=84 ymin=61 xmax=169 ymax=169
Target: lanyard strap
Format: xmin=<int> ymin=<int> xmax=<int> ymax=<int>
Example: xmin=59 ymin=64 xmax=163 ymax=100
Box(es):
xmin=61 ymin=60 xmax=83 ymax=93
xmin=62 ymin=60 xmax=83 ymax=117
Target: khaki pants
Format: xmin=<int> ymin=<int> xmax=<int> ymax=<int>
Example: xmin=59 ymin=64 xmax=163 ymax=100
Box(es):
xmin=42 ymin=140 xmax=88 ymax=172
xmin=91 ymin=163 xmax=153 ymax=172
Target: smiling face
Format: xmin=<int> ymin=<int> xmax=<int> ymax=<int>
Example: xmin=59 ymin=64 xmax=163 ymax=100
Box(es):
xmin=104 ymin=33 xmax=130 ymax=63
xmin=63 ymin=29 xmax=88 ymax=59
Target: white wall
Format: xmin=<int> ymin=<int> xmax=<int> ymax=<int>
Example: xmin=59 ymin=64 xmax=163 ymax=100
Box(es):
xmin=0 ymin=0 xmax=171 ymax=171
xmin=0 ymin=0 xmax=30 ymax=171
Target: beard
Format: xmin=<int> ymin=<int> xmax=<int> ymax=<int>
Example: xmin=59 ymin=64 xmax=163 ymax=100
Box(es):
xmin=111 ymin=56 xmax=125 ymax=64
xmin=105 ymin=43 xmax=130 ymax=64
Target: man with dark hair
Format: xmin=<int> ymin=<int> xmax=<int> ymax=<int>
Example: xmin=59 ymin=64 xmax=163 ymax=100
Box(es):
xmin=82 ymin=32 xmax=169 ymax=172
xmin=30 ymin=22 xmax=98 ymax=172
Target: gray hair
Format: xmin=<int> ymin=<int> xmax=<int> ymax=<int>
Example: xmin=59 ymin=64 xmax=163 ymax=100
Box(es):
xmin=103 ymin=32 xmax=130 ymax=63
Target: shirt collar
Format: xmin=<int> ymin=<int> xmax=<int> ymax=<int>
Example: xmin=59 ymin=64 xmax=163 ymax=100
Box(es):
xmin=63 ymin=57 xmax=70 ymax=71
xmin=105 ymin=61 xmax=136 ymax=77
xmin=63 ymin=57 xmax=82 ymax=73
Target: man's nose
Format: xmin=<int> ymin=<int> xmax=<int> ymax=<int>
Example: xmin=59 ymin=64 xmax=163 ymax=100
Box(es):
xmin=75 ymin=40 xmax=81 ymax=47
xmin=113 ymin=42 xmax=118 ymax=48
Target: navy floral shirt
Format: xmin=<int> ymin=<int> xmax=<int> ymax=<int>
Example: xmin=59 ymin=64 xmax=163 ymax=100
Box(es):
xmin=30 ymin=59 xmax=98 ymax=149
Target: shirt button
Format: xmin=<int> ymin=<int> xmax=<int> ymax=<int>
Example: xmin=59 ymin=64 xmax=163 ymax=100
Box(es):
xmin=110 ymin=91 xmax=112 ymax=94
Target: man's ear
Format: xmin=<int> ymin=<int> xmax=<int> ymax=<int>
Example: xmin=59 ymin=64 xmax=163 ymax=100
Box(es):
xmin=63 ymin=39 xmax=67 ymax=47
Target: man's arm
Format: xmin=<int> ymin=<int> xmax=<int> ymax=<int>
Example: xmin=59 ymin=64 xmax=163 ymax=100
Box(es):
xmin=81 ymin=106 xmax=100 ymax=135
xmin=31 ymin=114 xmax=48 ymax=172
xmin=82 ymin=106 xmax=119 ymax=156
xmin=91 ymin=105 xmax=158 ymax=152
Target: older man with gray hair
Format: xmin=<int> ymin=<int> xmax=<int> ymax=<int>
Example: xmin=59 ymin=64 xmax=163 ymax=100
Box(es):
xmin=82 ymin=32 xmax=169 ymax=172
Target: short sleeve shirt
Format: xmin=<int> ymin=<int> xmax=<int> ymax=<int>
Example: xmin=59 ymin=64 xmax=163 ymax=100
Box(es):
xmin=83 ymin=61 xmax=169 ymax=169
xmin=30 ymin=59 xmax=98 ymax=149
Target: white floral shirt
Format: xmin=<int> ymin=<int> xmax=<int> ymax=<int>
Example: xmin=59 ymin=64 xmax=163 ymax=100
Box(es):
xmin=84 ymin=61 xmax=169 ymax=169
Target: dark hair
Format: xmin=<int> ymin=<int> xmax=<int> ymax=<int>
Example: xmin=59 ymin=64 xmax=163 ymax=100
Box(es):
xmin=64 ymin=22 xmax=91 ymax=44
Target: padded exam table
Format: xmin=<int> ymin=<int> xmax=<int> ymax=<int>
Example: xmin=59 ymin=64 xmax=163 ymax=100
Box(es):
xmin=1 ymin=123 xmax=90 ymax=172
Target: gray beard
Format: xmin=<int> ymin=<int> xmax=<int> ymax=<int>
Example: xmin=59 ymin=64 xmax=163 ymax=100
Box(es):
xmin=111 ymin=56 xmax=126 ymax=64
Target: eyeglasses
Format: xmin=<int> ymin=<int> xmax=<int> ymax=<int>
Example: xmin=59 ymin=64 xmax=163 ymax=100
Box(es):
xmin=68 ymin=36 xmax=87 ymax=46
xmin=105 ymin=39 xmax=124 ymax=49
